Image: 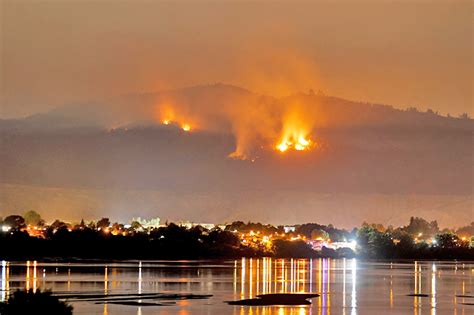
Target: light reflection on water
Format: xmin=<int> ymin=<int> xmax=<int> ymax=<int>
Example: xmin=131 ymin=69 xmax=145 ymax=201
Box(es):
xmin=0 ymin=258 xmax=472 ymax=314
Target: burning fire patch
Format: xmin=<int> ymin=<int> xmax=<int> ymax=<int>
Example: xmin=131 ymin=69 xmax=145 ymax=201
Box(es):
xmin=276 ymin=135 xmax=312 ymax=152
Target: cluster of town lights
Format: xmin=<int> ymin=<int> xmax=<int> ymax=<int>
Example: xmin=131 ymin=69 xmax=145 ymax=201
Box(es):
xmin=238 ymin=230 xmax=358 ymax=252
xmin=2 ymin=222 xmax=473 ymax=254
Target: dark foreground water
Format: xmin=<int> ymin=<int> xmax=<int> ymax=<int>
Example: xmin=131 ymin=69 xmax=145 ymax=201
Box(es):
xmin=1 ymin=259 xmax=473 ymax=314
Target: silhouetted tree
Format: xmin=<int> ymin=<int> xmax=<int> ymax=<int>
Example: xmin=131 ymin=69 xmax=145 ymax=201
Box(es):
xmin=395 ymin=233 xmax=416 ymax=257
xmin=111 ymin=222 xmax=124 ymax=233
xmin=130 ymin=220 xmax=142 ymax=230
xmin=357 ymin=226 xmax=395 ymax=258
xmin=273 ymin=240 xmax=316 ymax=258
xmin=456 ymin=222 xmax=474 ymax=238
xmin=3 ymin=215 xmax=26 ymax=230
xmin=310 ymin=229 xmax=329 ymax=240
xmin=23 ymin=210 xmax=44 ymax=227
xmin=50 ymin=220 xmax=68 ymax=231
xmin=362 ymin=221 xmax=385 ymax=232
xmin=403 ymin=217 xmax=439 ymax=239
xmin=96 ymin=218 xmax=110 ymax=230
xmin=435 ymin=233 xmax=460 ymax=248
xmin=296 ymin=223 xmax=349 ymax=242
xmin=74 ymin=219 xmax=87 ymax=230
xmin=0 ymin=289 xmax=72 ymax=315
xmin=207 ymin=229 xmax=239 ymax=247
xmin=225 ymin=221 xmax=279 ymax=235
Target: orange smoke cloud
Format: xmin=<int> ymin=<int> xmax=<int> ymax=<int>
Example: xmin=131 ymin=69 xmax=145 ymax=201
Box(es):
xmin=153 ymin=92 xmax=320 ymax=159
xmin=150 ymin=47 xmax=322 ymax=159
xmin=225 ymin=47 xmax=322 ymax=158
xmin=233 ymin=48 xmax=322 ymax=98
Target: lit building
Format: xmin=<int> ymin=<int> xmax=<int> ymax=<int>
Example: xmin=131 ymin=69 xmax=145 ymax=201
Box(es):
xmin=283 ymin=226 xmax=296 ymax=233
xmin=131 ymin=217 xmax=161 ymax=229
xmin=177 ymin=221 xmax=216 ymax=230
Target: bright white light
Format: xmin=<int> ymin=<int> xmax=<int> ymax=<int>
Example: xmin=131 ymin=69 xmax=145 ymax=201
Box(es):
xmin=1 ymin=260 xmax=6 ymax=302
xmin=1 ymin=226 xmax=10 ymax=232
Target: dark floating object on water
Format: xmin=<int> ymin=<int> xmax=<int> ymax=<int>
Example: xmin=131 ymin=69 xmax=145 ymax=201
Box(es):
xmin=54 ymin=292 xmax=212 ymax=307
xmin=97 ymin=301 xmax=174 ymax=306
xmin=54 ymin=292 xmax=212 ymax=301
xmin=407 ymin=293 xmax=430 ymax=297
xmin=227 ymin=293 xmax=320 ymax=306
xmin=456 ymin=295 xmax=474 ymax=298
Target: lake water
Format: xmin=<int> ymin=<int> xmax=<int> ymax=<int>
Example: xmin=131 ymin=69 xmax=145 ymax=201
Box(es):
xmin=1 ymin=259 xmax=473 ymax=314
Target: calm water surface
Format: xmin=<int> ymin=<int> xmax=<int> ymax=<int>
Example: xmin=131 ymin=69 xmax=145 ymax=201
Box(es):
xmin=1 ymin=259 xmax=473 ymax=314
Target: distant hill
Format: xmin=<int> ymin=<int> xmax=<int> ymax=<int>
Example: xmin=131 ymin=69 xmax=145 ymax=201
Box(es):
xmin=2 ymin=83 xmax=471 ymax=132
xmin=0 ymin=84 xmax=472 ymax=226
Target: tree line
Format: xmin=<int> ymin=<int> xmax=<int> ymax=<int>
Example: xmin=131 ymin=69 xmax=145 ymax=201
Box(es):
xmin=0 ymin=212 xmax=473 ymax=260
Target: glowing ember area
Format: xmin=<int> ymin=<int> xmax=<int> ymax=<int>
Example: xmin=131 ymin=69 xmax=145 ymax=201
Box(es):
xmin=156 ymin=104 xmax=195 ymax=132
xmin=276 ymin=142 xmax=289 ymax=152
xmin=295 ymin=136 xmax=311 ymax=150
xmin=274 ymin=107 xmax=314 ymax=153
xmin=160 ymin=119 xmax=192 ymax=131
xmin=276 ymin=134 xmax=312 ymax=153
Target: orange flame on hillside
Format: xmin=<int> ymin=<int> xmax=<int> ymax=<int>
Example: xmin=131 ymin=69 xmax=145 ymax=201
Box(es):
xmin=156 ymin=103 xmax=194 ymax=132
xmin=154 ymin=99 xmax=318 ymax=157
xmin=158 ymin=104 xmax=176 ymax=125
xmin=276 ymin=107 xmax=314 ymax=153
xmin=276 ymin=135 xmax=312 ymax=152
xmin=150 ymin=46 xmax=322 ymax=158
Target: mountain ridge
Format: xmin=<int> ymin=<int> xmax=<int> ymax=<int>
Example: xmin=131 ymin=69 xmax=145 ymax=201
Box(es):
xmin=1 ymin=83 xmax=471 ymax=133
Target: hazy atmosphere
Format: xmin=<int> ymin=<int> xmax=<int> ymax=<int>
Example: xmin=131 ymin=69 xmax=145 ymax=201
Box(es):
xmin=1 ymin=0 xmax=472 ymax=228
xmin=2 ymin=0 xmax=472 ymax=118
xmin=1 ymin=2 xmax=473 ymax=314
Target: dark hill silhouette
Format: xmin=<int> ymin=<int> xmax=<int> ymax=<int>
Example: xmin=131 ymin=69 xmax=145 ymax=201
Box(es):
xmin=2 ymin=83 xmax=471 ymax=132
xmin=0 ymin=84 xmax=472 ymax=226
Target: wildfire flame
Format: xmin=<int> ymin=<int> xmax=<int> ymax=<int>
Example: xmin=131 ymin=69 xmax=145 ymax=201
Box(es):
xmin=161 ymin=118 xmax=191 ymax=131
xmin=276 ymin=142 xmax=289 ymax=152
xmin=276 ymin=107 xmax=314 ymax=153
xmin=157 ymin=103 xmax=194 ymax=132
xmin=276 ymin=135 xmax=312 ymax=152
xmin=155 ymin=95 xmax=319 ymax=158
